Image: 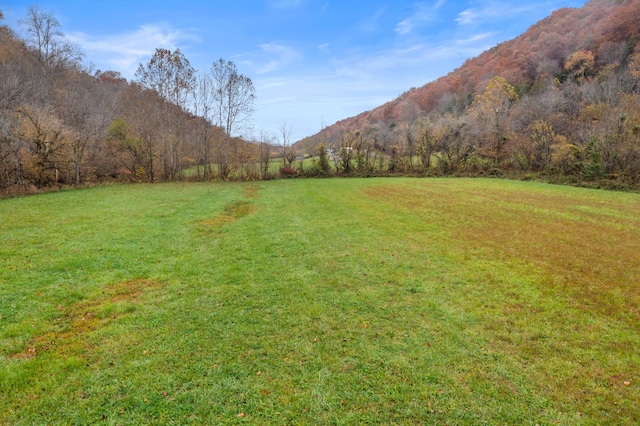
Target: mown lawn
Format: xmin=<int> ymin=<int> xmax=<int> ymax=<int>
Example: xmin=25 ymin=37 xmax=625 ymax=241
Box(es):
xmin=1 ymin=178 xmax=639 ymax=425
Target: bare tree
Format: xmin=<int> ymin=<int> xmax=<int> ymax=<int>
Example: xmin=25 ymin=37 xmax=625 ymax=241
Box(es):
xmin=61 ymin=72 xmax=117 ymax=185
xmin=0 ymin=24 xmax=28 ymax=188
xmin=191 ymin=72 xmax=215 ymax=179
xmin=17 ymin=104 xmax=70 ymax=186
xmin=278 ymin=121 xmax=296 ymax=169
xmin=136 ymin=48 xmax=195 ymax=179
xmin=434 ymin=114 xmax=474 ymax=173
xmin=116 ymin=84 xmax=164 ymax=181
xmin=19 ymin=5 xmax=81 ymax=81
xmin=400 ymin=122 xmax=419 ymax=169
xmin=335 ymin=130 xmax=362 ymax=174
xmin=209 ymin=58 xmax=255 ymax=179
xmin=416 ymin=121 xmax=438 ymax=169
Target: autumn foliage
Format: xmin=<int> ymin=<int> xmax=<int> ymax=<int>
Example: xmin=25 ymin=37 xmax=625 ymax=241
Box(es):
xmin=301 ymin=0 xmax=640 ymax=187
xmin=0 ymin=7 xmax=260 ymax=195
xmin=4 ymin=1 xmax=640 ymax=193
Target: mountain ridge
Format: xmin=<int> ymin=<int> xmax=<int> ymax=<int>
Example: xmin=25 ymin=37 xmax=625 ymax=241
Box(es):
xmin=298 ymin=0 xmax=640 ymax=149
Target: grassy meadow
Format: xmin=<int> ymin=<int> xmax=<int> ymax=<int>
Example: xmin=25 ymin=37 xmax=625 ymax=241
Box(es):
xmin=1 ymin=178 xmax=639 ymax=424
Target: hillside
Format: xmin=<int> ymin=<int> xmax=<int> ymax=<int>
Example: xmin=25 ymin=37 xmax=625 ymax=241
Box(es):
xmin=0 ymin=8 xmax=265 ymax=195
xmin=298 ymin=0 xmax=640 ymax=185
xmin=304 ymin=0 xmax=640 ymax=138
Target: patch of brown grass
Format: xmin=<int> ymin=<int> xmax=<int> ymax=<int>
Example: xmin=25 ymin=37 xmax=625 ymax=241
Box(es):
xmin=198 ymin=201 xmax=257 ymax=229
xmin=364 ymin=182 xmax=640 ymax=319
xmin=243 ymin=184 xmax=262 ymax=199
xmin=9 ymin=279 xmax=160 ymax=360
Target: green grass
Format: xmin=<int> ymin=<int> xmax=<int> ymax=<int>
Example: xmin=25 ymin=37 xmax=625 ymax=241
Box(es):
xmin=181 ymin=157 xmax=317 ymax=179
xmin=1 ymin=178 xmax=639 ymax=424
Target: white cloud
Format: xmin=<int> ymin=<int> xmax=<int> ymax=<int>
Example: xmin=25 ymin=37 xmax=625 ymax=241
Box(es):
xmin=456 ymin=9 xmax=475 ymax=25
xmin=395 ymin=1 xmax=445 ymax=36
xmin=358 ymin=7 xmax=387 ymax=33
xmin=251 ymin=29 xmax=499 ymax=139
xmin=456 ymin=1 xmax=539 ymax=25
xmin=455 ymin=32 xmax=495 ymax=45
xmin=317 ymin=43 xmax=331 ymax=54
xmin=67 ymin=23 xmax=200 ymax=77
xmin=395 ymin=19 xmax=414 ymax=36
xmin=255 ymin=43 xmax=301 ymax=74
xmin=332 ymin=31 xmax=492 ymax=80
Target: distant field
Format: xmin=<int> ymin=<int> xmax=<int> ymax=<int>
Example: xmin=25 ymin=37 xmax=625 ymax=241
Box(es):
xmin=1 ymin=178 xmax=639 ymax=425
xmin=181 ymin=157 xmax=317 ymax=178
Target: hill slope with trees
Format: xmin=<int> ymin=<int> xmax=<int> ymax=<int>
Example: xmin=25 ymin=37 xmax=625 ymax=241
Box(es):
xmin=299 ymin=0 xmax=640 ymax=188
xmin=0 ymin=7 xmax=267 ymax=196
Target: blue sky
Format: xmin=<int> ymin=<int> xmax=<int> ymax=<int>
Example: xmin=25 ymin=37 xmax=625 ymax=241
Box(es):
xmin=2 ymin=0 xmax=586 ymax=140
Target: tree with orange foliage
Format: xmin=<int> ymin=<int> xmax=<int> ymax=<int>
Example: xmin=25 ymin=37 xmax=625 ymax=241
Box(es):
xmin=470 ymin=76 xmax=519 ymax=166
xmin=565 ymin=50 xmax=595 ymax=81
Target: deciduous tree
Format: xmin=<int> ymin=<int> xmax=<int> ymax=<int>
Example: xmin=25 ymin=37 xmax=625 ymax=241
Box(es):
xmin=565 ymin=50 xmax=595 ymax=82
xmin=19 ymin=5 xmax=81 ymax=83
xmin=470 ymin=76 xmax=519 ymax=166
xmin=135 ymin=48 xmax=195 ymax=180
xmin=209 ymin=58 xmax=255 ymax=179
xmin=278 ymin=121 xmax=296 ymax=169
xmin=17 ymin=105 xmax=70 ymax=186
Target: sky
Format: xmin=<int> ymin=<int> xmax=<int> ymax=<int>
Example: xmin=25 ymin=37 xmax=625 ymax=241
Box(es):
xmin=2 ymin=0 xmax=587 ymax=141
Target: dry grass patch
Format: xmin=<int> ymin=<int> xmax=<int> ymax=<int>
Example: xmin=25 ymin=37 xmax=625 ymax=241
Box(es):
xmin=243 ymin=184 xmax=262 ymax=199
xmin=198 ymin=201 xmax=257 ymax=229
xmin=8 ymin=279 xmax=160 ymax=360
xmin=364 ymin=182 xmax=640 ymax=317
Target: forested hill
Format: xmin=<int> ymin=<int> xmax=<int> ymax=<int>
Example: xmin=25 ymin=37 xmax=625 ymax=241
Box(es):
xmin=297 ymin=0 xmax=640 ymax=186
xmin=0 ymin=7 xmax=263 ymax=196
xmin=303 ymin=0 xmax=640 ymax=139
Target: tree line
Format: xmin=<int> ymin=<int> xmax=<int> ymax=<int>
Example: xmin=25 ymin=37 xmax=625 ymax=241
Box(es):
xmin=1 ymin=6 xmax=265 ymax=197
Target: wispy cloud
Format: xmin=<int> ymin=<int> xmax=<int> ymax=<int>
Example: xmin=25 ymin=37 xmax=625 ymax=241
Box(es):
xmin=332 ymin=30 xmax=494 ymax=81
xmin=250 ymin=0 xmax=549 ymax=140
xmin=67 ymin=23 xmax=200 ymax=77
xmin=395 ymin=1 xmax=445 ymax=35
xmin=317 ymin=43 xmax=331 ymax=54
xmin=358 ymin=7 xmax=387 ymax=33
xmin=261 ymin=32 xmax=496 ymax=136
xmin=457 ymin=1 xmax=539 ymax=25
xmin=255 ymin=43 xmax=301 ymax=74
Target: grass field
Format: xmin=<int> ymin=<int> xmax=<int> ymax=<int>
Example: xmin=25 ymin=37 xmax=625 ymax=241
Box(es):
xmin=1 ymin=178 xmax=639 ymax=425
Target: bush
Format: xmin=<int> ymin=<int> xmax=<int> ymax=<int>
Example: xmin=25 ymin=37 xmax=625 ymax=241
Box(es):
xmin=0 ymin=183 xmax=40 ymax=199
xmin=279 ymin=167 xmax=296 ymax=177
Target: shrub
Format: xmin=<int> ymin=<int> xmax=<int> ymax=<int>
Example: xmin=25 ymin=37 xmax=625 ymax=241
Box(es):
xmin=279 ymin=167 xmax=296 ymax=177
